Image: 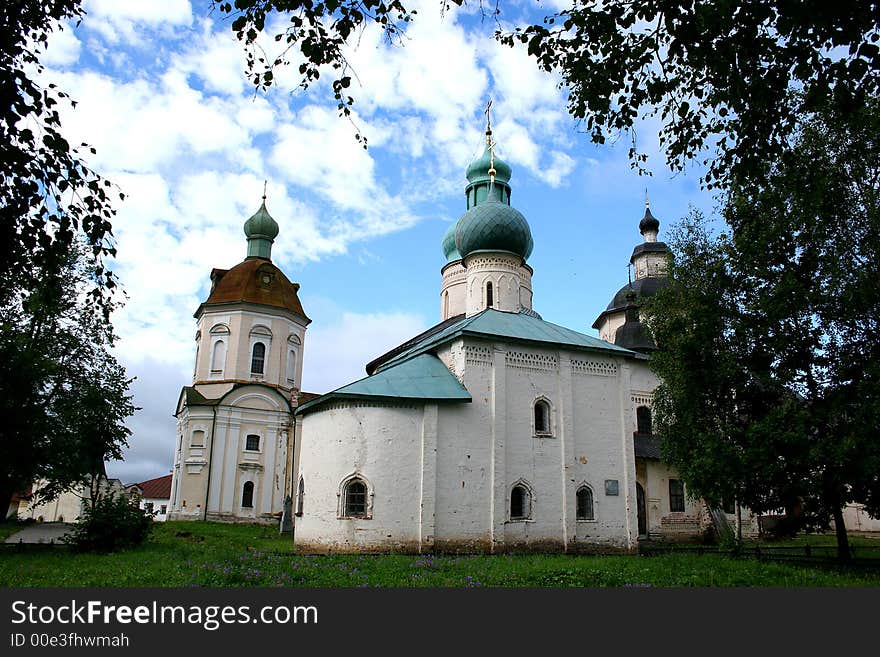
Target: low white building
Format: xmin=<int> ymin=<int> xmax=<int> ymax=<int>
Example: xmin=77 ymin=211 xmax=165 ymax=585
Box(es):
xmin=127 ymin=474 xmax=172 ymax=521
xmin=17 ymin=477 xmax=124 ymax=523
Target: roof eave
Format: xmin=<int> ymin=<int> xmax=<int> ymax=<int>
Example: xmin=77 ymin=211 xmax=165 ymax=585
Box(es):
xmin=194 ymin=299 xmax=312 ymax=325
xmin=295 ymin=391 xmax=472 ymax=416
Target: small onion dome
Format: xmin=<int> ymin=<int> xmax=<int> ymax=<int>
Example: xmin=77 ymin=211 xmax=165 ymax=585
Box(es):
xmin=244 ymin=201 xmax=280 ymax=241
xmin=639 ymin=205 xmax=660 ymax=235
xmin=455 ymin=184 xmax=533 ymax=260
xmin=442 ymin=221 xmax=461 ymax=261
xmin=466 ymin=144 xmax=512 ymax=185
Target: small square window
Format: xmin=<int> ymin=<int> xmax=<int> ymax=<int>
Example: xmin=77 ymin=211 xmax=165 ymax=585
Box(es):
xmin=245 ymin=434 xmax=260 ymax=451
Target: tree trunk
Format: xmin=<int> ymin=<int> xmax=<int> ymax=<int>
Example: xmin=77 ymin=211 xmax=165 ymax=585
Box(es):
xmin=832 ymin=503 xmax=851 ymax=564
xmin=0 ymin=484 xmax=14 ymax=523
xmin=735 ymin=501 xmax=743 ymax=542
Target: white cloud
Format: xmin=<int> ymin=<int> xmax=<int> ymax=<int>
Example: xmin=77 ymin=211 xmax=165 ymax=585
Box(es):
xmin=171 ymin=19 xmax=250 ymax=96
xmin=42 ymin=22 xmax=82 ymax=67
xmin=301 ymin=310 xmax=428 ymax=393
xmin=84 ymin=0 xmax=193 ymax=44
xmin=106 ymin=358 xmax=187 ymax=485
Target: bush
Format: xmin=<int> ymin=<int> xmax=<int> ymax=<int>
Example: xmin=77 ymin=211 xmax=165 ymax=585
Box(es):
xmin=64 ymin=494 xmax=153 ymax=552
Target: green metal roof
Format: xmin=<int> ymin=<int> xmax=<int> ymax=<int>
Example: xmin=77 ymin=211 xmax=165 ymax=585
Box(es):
xmin=466 ymin=144 xmax=512 ymax=184
xmin=244 ymin=200 xmax=279 ymax=259
xmin=295 ymin=353 xmax=471 ymax=415
xmin=376 ymin=308 xmax=635 ymax=373
xmin=455 ymin=185 xmax=533 ymax=260
xmin=442 ymin=221 xmax=461 ymax=261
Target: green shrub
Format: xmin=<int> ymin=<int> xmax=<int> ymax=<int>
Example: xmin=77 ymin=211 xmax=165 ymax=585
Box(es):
xmin=64 ymin=494 xmax=153 ymax=552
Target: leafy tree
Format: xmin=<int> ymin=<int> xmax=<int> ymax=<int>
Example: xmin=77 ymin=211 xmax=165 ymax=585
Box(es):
xmin=214 ymin=1 xmax=880 ymax=186
xmin=1 ymin=0 xmax=121 ymax=311
xmin=2 ymin=2 xmax=130 ymax=519
xmin=645 ymin=100 xmax=880 ymax=561
xmin=0 ymin=242 xmax=136 ymax=519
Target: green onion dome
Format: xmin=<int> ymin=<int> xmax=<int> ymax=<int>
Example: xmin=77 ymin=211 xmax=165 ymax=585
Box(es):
xmin=243 ymin=200 xmax=279 ymax=259
xmin=455 ymin=184 xmax=533 ymax=261
xmin=244 ymin=201 xmax=279 ymax=241
xmin=466 ymin=144 xmax=512 ymax=185
xmin=442 ymin=221 xmax=462 ymax=261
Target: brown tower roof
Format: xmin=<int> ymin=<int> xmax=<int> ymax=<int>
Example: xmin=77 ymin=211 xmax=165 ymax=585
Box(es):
xmin=196 ymin=257 xmax=309 ymax=322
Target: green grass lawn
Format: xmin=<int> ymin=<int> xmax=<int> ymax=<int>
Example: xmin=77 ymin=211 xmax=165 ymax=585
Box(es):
xmin=1 ymin=521 xmax=878 ymax=587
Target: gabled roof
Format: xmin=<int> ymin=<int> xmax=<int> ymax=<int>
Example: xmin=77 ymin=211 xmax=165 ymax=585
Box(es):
xmin=373 ymin=308 xmax=635 ymax=374
xmin=136 ymin=474 xmax=172 ymax=500
xmin=366 ymin=313 xmax=465 ymax=375
xmin=296 ymin=354 xmax=471 ymax=415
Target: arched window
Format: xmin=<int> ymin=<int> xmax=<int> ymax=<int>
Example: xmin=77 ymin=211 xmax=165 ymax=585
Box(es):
xmin=636 ymin=406 xmax=652 ymax=434
xmin=296 ymin=477 xmax=304 ymax=516
xmin=576 ymin=486 xmax=595 ymax=520
xmin=210 ymin=340 xmax=226 ymax=372
xmin=286 ymin=349 xmax=297 ymax=384
xmin=486 ymin=281 xmax=494 ymax=308
xmin=191 ymin=430 xmax=205 ymax=447
xmin=443 ymin=290 xmax=449 ymax=317
xmin=343 ymin=479 xmax=367 ymax=517
xmin=245 ymin=434 xmax=260 ymax=451
xmin=251 ymin=342 xmax=266 ymax=374
xmin=241 ymin=481 xmax=254 ymax=508
xmin=534 ymin=399 xmax=551 ymax=434
xmin=510 ymin=483 xmax=531 ymax=520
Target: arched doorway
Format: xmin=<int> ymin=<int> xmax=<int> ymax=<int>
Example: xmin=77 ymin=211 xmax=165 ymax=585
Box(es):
xmin=636 ymin=483 xmax=647 ymax=537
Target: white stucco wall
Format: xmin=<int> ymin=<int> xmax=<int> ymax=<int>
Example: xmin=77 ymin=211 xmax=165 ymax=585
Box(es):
xmin=140 ymin=497 xmax=169 ymax=521
xmin=440 ymin=262 xmax=467 ymax=320
xmin=295 ymin=402 xmax=425 ymax=551
xmin=169 ymin=385 xmax=291 ymax=524
xmin=294 ymin=337 xmax=646 ymax=553
xmin=194 ymin=306 xmax=306 ymax=390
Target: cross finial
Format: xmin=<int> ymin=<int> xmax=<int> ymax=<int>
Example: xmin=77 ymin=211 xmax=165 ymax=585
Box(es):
xmin=262 ymin=180 xmax=268 ymax=202
xmin=644 ymin=188 xmax=650 ymax=209
xmin=627 ymin=262 xmax=633 ymax=286
xmin=484 ymin=99 xmax=493 ymax=143
xmin=484 ymin=99 xmax=497 ymax=184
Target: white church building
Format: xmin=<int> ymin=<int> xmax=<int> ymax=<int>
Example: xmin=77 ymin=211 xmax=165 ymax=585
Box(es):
xmin=168 ymin=119 xmax=721 ymax=551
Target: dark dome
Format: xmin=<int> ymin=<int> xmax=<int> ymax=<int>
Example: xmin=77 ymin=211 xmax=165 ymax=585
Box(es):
xmin=606 ymin=277 xmax=669 ymax=312
xmin=593 ymin=277 xmax=669 ymax=330
xmin=639 ymin=206 xmax=660 ymax=234
xmin=614 ymin=316 xmax=656 ymax=352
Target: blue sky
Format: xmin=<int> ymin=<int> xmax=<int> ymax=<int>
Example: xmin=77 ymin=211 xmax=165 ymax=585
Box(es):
xmin=38 ymin=0 xmax=716 ymax=483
